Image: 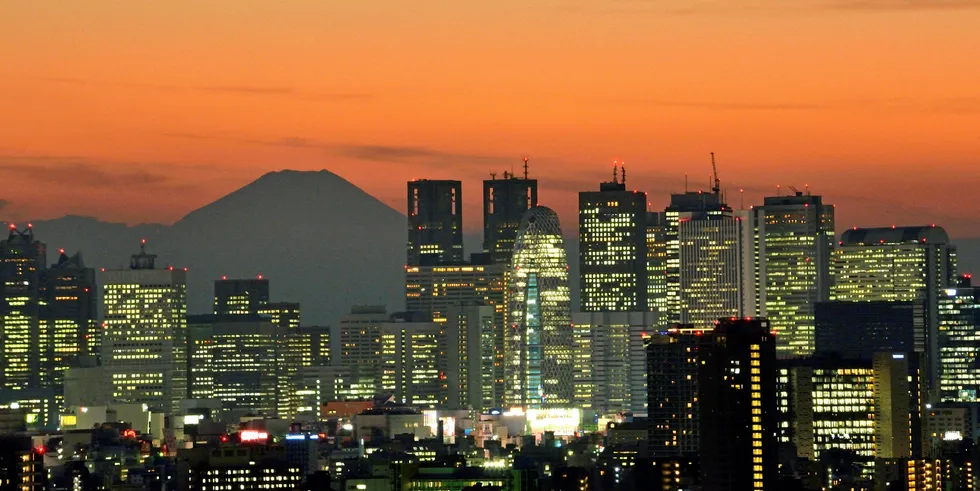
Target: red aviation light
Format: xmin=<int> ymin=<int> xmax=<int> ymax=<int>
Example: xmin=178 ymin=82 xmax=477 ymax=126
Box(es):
xmin=34 ymin=446 xmax=45 ymax=455
xmin=59 ymin=248 xmax=65 ymax=254
xmin=27 ymin=223 xmax=33 ymax=228
xmin=257 ymin=274 xmax=263 ymax=280
xmin=221 ymin=275 xmax=227 ymax=280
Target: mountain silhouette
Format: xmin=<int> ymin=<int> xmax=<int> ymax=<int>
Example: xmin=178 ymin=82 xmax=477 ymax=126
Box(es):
xmin=24 ymin=170 xmax=407 ymax=325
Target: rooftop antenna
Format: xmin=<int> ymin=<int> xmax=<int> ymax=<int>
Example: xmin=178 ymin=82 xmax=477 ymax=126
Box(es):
xmin=805 ymin=183 xmax=810 ymax=196
xmin=621 ymin=165 xmax=627 ymax=187
xmin=490 ymin=171 xmax=497 ymax=180
xmin=777 ymin=184 xmax=781 ymax=197
xmin=613 ymin=162 xmax=619 ymax=184
xmin=740 ymin=188 xmax=745 ymax=209
xmin=685 ymin=173 xmax=689 ymax=193
xmin=710 ymin=152 xmax=721 ymax=196
xmin=523 ymin=157 xmax=529 ymax=180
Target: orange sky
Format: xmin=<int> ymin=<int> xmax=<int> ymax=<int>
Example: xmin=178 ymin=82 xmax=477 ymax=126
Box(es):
xmin=2 ymin=1 xmax=979 ymax=236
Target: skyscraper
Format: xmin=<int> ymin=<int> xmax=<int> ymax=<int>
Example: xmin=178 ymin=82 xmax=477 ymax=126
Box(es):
xmin=578 ymin=170 xmax=648 ymax=312
xmin=753 ymin=192 xmax=835 ymax=358
xmin=0 ymin=225 xmax=46 ymax=390
xmin=483 ymin=165 xmax=538 ymax=265
xmin=380 ymin=314 xmax=458 ymax=409
xmin=405 ymin=256 xmax=507 ymax=406
xmin=646 ymin=326 xmax=701 ymax=458
xmin=334 ymin=305 xmax=389 ymax=395
xmin=41 ymin=249 xmax=98 ymax=399
xmin=506 ymin=206 xmax=572 ymax=409
xmin=678 ymin=209 xmax=749 ymax=328
xmin=833 ymin=225 xmax=957 ymax=399
xmin=698 ymin=317 xmax=777 ymax=490
xmin=213 ymin=277 xmax=270 ymax=315
xmin=210 ymin=316 xmax=283 ymax=415
xmin=938 ymin=275 xmax=980 ymax=402
xmin=572 ymin=312 xmax=653 ymax=417
xmin=101 ymin=240 xmax=187 ymax=413
xmin=407 ymin=179 xmax=463 ymax=266
xmin=445 ymin=305 xmax=496 ymax=412
xmin=646 ymin=212 xmax=670 ymax=329
xmin=663 ymin=191 xmax=726 ymax=325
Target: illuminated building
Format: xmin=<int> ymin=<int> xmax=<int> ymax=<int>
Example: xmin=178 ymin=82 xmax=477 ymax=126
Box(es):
xmin=41 ymin=249 xmax=99 ymax=401
xmin=833 ymin=226 xmax=957 ymax=397
xmin=904 ymin=459 xmax=975 ymax=491
xmin=295 ymin=365 xmax=379 ymax=412
xmin=646 ymin=326 xmax=701 ymax=457
xmin=178 ymin=443 xmax=303 ymax=491
xmin=213 ymin=277 xmax=269 ymax=315
xmin=407 ymin=179 xmax=463 ymax=266
xmin=662 ymin=191 xmax=726 ymax=326
xmin=0 ymin=436 xmax=45 ymax=491
xmin=186 ymin=315 xmax=284 ymax=415
xmin=578 ymin=172 xmax=648 ymax=312
xmin=506 ymin=206 xmax=573 ymax=409
xmin=380 ymin=315 xmax=458 ymax=409
xmin=698 ymin=317 xmax=776 ymax=490
xmin=445 ymin=305 xmax=495 ymax=412
xmin=784 ymin=357 xmax=876 ymax=475
xmin=571 ymin=312 xmax=653 ymax=417
xmin=0 ymin=225 xmax=46 ymax=390
xmin=678 ymin=209 xmax=751 ymax=328
xmin=336 ymin=306 xmax=389 ymax=393
xmin=256 ymin=302 xmax=300 ymax=417
xmin=875 ymin=352 xmax=922 ymax=459
xmin=753 ymin=192 xmax=835 ymax=358
xmin=404 ymin=257 xmax=506 ymax=407
xmin=938 ymin=275 xmax=980 ymax=402
xmin=101 ymin=241 xmax=187 ymax=414
xmin=646 ymin=212 xmax=670 ymax=329
xmin=483 ymin=166 xmax=538 ymax=265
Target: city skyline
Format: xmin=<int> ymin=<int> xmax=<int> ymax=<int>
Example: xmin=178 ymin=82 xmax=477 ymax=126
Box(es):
xmin=2 ymin=3 xmax=980 ymax=238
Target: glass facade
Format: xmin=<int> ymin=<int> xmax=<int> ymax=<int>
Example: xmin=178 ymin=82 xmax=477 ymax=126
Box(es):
xmin=407 ymin=180 xmax=463 ymax=266
xmin=938 ymin=277 xmax=980 ymax=402
xmin=506 ymin=206 xmax=572 ymax=409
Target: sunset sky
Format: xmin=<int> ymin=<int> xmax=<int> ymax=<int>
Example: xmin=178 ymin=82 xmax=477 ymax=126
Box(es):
xmin=2 ymin=1 xmax=979 ymax=237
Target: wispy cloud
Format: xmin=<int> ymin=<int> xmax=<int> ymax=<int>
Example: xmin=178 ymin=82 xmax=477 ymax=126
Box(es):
xmin=0 ymin=154 xmax=237 ymax=189
xmin=0 ymin=199 xmax=9 ymax=211
xmin=610 ymin=98 xmax=825 ymax=111
xmin=824 ymin=0 xmax=980 ymax=11
xmin=32 ymin=77 xmax=371 ymax=101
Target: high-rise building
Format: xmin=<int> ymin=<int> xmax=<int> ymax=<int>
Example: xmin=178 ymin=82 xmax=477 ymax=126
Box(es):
xmin=483 ymin=167 xmax=538 ymax=265
xmin=815 ymin=301 xmax=925 ymax=357
xmin=578 ymin=172 xmax=648 ymax=312
xmin=874 ymin=352 xmax=921 ymax=459
xmin=698 ymin=318 xmax=777 ymax=490
xmin=506 ymin=206 xmax=573 ymax=409
xmin=572 ymin=312 xmax=653 ymax=417
xmin=678 ymin=209 xmax=749 ymax=328
xmin=210 ymin=316 xmax=283 ymax=415
xmin=646 ymin=326 xmax=702 ymax=458
xmin=753 ymin=192 xmax=835 ymax=358
xmin=938 ymin=275 xmax=980 ymax=402
xmin=380 ymin=315 xmax=454 ymax=409
xmin=783 ymin=357 xmax=876 ymax=474
xmin=0 ymin=225 xmax=46 ymax=390
xmin=41 ymin=250 xmax=98 ymax=401
xmin=662 ymin=191 xmax=726 ymax=325
xmin=213 ymin=277 xmax=269 ymax=315
xmin=646 ymin=212 xmax=670 ymax=329
xmin=407 ymin=179 xmax=463 ymax=266
xmin=335 ymin=305 xmax=389 ymax=392
xmin=833 ymin=226 xmax=956 ymax=398
xmin=101 ymin=241 xmax=187 ymax=414
xmin=445 ymin=305 xmax=495 ymax=412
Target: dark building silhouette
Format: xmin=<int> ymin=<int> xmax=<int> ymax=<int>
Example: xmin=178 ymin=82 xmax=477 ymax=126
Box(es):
xmin=213 ymin=278 xmax=270 ymax=315
xmin=407 ymin=179 xmax=463 ymax=266
xmin=698 ymin=317 xmax=777 ymax=490
xmin=579 ymin=169 xmax=648 ymax=312
xmin=483 ymin=166 xmax=537 ymax=265
xmin=0 ymin=225 xmax=46 ymax=390
xmin=815 ymin=301 xmax=924 ymax=358
xmin=647 ymin=326 xmax=701 ymax=457
xmin=0 ymin=436 xmax=45 ymax=490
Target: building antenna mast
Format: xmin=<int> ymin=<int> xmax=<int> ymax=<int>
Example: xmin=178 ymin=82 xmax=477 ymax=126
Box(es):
xmin=523 ymin=157 xmax=529 ymax=179
xmin=621 ymin=165 xmax=627 ymax=188
xmin=613 ymin=162 xmax=618 ymax=184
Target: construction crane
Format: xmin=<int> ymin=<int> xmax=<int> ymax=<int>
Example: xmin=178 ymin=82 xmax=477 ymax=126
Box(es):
xmin=710 ymin=152 xmax=721 ymax=195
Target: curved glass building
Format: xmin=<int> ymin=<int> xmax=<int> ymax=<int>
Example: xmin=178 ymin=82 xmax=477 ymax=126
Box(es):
xmin=506 ymin=206 xmax=572 ymax=408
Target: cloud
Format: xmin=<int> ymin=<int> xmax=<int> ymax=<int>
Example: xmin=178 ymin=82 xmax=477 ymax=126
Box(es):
xmin=0 ymin=154 xmax=237 ymax=190
xmin=33 ymin=77 xmax=371 ymax=101
xmin=609 ymin=98 xmax=825 ymax=111
xmin=0 ymin=199 xmax=8 ymax=211
xmin=824 ymin=0 xmax=980 ymax=10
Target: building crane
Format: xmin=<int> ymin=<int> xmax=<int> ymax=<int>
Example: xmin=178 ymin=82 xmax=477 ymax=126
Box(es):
xmin=710 ymin=152 xmax=721 ymax=196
